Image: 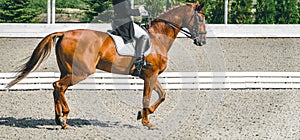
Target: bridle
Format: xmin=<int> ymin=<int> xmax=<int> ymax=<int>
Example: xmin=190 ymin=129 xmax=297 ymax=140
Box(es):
xmin=153 ymin=6 xmax=207 ymax=42
xmin=186 ymin=10 xmax=207 ymax=41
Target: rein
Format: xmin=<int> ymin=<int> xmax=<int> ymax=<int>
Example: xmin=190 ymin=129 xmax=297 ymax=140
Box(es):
xmin=153 ymin=18 xmax=194 ymax=39
xmin=152 ymin=11 xmax=206 ymax=40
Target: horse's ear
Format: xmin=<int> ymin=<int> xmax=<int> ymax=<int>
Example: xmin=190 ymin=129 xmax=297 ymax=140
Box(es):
xmin=195 ymin=2 xmax=205 ymax=11
xmin=200 ymin=2 xmax=205 ymax=9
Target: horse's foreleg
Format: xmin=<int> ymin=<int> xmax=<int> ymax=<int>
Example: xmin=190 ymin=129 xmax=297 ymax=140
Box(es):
xmin=137 ymin=80 xmax=166 ymax=127
xmin=149 ymin=80 xmax=166 ymax=113
xmin=139 ymin=75 xmax=158 ymax=129
xmin=53 ymin=74 xmax=88 ymax=129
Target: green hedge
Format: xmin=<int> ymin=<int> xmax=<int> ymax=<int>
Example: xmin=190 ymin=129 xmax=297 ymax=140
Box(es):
xmin=255 ymin=0 xmax=276 ymax=24
xmin=203 ymin=0 xmax=299 ymax=24
xmin=229 ymin=0 xmax=254 ymax=24
xmin=203 ymin=0 xmax=224 ymax=24
xmin=275 ymin=0 xmax=299 ymax=24
xmin=0 ymin=0 xmax=299 ymax=24
xmin=0 ymin=0 xmax=40 ymax=23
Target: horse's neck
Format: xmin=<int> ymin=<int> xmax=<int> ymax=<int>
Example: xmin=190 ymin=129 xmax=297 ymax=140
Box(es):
xmin=148 ymin=5 xmax=188 ymax=52
xmin=148 ymin=22 xmax=180 ymax=52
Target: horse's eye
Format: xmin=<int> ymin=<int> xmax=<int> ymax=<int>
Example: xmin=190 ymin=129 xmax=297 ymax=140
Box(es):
xmin=199 ymin=12 xmax=206 ymax=16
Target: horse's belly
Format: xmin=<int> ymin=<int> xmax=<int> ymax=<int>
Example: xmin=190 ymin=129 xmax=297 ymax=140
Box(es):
xmin=96 ymin=56 xmax=135 ymax=75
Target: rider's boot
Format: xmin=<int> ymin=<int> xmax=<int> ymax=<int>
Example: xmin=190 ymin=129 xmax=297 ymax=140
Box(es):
xmin=132 ymin=35 xmax=151 ymax=76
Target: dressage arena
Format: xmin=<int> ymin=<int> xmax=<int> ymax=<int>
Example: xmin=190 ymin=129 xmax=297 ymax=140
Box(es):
xmin=1 ymin=37 xmax=300 ymax=139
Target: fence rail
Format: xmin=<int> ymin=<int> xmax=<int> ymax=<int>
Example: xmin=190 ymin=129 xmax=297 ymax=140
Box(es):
xmin=1 ymin=72 xmax=300 ymax=91
xmin=1 ymin=24 xmax=300 ymax=38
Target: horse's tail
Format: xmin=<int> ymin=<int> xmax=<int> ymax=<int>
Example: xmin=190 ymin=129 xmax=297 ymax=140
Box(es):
xmin=6 ymin=32 xmax=64 ymax=88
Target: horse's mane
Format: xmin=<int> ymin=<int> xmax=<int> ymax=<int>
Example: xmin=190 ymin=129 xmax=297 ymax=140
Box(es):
xmin=156 ymin=3 xmax=193 ymax=19
xmin=149 ymin=3 xmax=194 ymax=27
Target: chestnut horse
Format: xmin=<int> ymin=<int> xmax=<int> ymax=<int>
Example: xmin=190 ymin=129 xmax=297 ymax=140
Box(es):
xmin=7 ymin=2 xmax=206 ymax=129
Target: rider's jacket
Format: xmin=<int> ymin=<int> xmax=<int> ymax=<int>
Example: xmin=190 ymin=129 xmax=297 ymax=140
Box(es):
xmin=112 ymin=0 xmax=140 ymax=43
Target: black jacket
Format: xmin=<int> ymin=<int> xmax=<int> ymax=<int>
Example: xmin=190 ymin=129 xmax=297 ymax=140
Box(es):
xmin=112 ymin=0 xmax=140 ymax=43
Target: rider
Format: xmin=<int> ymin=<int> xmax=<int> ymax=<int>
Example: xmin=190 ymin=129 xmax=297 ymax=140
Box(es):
xmin=112 ymin=0 xmax=151 ymax=76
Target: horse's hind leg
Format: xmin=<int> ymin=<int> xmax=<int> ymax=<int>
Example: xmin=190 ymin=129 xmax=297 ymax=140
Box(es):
xmin=53 ymin=74 xmax=88 ymax=129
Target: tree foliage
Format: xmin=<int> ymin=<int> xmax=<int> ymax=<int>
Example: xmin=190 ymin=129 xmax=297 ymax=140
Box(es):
xmin=0 ymin=0 xmax=40 ymax=23
xmin=56 ymin=0 xmax=87 ymax=9
xmin=143 ymin=0 xmax=167 ymax=18
xmin=81 ymin=0 xmax=112 ymax=22
xmin=275 ymin=0 xmax=299 ymax=24
xmin=0 ymin=0 xmax=299 ymax=23
xmin=229 ymin=0 xmax=254 ymax=24
xmin=202 ymin=0 xmax=224 ymax=24
xmin=29 ymin=0 xmax=47 ymax=13
xmin=255 ymin=0 xmax=276 ymax=24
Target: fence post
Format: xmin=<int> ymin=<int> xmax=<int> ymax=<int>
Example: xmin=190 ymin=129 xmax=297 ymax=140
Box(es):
xmin=47 ymin=0 xmax=51 ymax=24
xmin=224 ymin=0 xmax=228 ymax=24
xmin=52 ymin=0 xmax=56 ymax=24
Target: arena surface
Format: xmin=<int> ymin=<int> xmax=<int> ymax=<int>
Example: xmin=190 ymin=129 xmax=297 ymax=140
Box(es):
xmin=1 ymin=38 xmax=300 ymax=139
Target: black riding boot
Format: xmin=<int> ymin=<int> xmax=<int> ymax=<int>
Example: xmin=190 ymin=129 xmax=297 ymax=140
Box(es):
xmin=132 ymin=35 xmax=151 ymax=76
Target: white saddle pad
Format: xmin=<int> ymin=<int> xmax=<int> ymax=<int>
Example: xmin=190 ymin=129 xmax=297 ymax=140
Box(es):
xmin=107 ymin=23 xmax=151 ymax=57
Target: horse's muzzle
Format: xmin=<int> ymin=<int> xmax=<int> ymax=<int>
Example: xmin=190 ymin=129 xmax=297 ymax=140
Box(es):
xmin=194 ymin=38 xmax=206 ymax=46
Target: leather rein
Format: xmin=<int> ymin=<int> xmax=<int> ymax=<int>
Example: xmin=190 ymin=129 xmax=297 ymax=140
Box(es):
xmin=152 ymin=10 xmax=206 ymax=40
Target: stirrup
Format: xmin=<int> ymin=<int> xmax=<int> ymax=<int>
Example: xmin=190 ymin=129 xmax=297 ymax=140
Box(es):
xmin=132 ymin=58 xmax=151 ymax=76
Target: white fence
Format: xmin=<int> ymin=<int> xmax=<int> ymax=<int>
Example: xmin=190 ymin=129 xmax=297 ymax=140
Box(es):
xmin=1 ymin=24 xmax=300 ymax=38
xmin=1 ymin=72 xmax=300 ymax=90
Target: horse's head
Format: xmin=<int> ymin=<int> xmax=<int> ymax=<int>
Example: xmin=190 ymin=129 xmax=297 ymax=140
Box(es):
xmin=183 ymin=2 xmax=207 ymax=46
xmin=151 ymin=2 xmax=207 ymax=47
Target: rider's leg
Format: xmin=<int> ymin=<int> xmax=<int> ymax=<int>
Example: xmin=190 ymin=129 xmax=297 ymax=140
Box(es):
xmin=132 ymin=35 xmax=151 ymax=76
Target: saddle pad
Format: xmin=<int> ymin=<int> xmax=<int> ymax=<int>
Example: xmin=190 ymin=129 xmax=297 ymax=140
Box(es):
xmin=107 ymin=32 xmax=151 ymax=57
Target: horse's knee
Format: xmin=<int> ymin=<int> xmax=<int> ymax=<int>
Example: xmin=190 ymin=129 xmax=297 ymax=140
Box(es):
xmin=53 ymin=81 xmax=60 ymax=90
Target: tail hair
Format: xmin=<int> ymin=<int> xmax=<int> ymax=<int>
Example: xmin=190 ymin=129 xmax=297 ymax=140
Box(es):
xmin=6 ymin=32 xmax=64 ymax=88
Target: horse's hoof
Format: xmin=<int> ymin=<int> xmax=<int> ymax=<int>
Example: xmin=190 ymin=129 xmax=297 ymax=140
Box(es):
xmin=55 ymin=116 xmax=68 ymax=128
xmin=143 ymin=122 xmax=155 ymax=130
xmin=59 ymin=117 xmax=67 ymax=128
xmin=61 ymin=124 xmax=69 ymax=129
xmin=137 ymin=111 xmax=142 ymax=120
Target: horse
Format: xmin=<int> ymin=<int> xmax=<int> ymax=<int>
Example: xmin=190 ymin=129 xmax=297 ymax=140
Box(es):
xmin=6 ymin=2 xmax=206 ymax=129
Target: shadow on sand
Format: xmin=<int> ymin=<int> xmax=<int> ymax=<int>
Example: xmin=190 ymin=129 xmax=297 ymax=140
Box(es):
xmin=0 ymin=117 xmax=138 ymax=130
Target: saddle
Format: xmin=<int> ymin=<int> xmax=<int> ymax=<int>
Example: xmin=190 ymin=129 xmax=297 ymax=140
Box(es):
xmin=107 ymin=23 xmax=151 ymax=57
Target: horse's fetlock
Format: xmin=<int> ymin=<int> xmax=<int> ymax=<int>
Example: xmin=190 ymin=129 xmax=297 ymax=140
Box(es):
xmin=161 ymin=96 xmax=166 ymax=102
xmin=53 ymin=82 xmax=57 ymax=88
xmin=53 ymin=82 xmax=62 ymax=89
xmin=53 ymin=82 xmax=67 ymax=91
